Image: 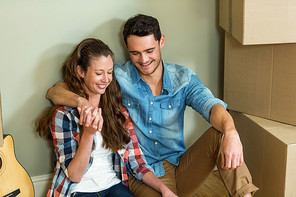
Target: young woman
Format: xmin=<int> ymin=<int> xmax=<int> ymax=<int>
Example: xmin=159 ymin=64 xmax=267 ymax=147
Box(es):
xmin=36 ymin=38 xmax=177 ymax=197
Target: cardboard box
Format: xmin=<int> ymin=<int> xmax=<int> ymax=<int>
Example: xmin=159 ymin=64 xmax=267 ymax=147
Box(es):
xmin=224 ymin=32 xmax=296 ymax=126
xmin=230 ymin=111 xmax=296 ymax=197
xmin=220 ymin=0 xmax=296 ymax=45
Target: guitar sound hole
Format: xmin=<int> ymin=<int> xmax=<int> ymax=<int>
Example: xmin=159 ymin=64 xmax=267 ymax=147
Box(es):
xmin=0 ymin=157 xmax=2 ymax=169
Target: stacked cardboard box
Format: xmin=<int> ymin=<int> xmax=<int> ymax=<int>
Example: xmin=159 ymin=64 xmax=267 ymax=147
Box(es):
xmin=220 ymin=0 xmax=296 ymax=45
xmin=220 ymin=0 xmax=296 ymax=196
xmin=230 ymin=111 xmax=296 ymax=197
xmin=224 ymin=33 xmax=296 ymax=126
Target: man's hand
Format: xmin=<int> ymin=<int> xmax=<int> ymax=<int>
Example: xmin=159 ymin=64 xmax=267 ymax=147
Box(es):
xmin=220 ymin=130 xmax=244 ymax=169
xmin=209 ymin=104 xmax=244 ymax=170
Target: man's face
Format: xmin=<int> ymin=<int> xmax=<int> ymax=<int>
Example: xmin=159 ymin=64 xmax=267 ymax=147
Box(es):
xmin=126 ymin=34 xmax=165 ymax=77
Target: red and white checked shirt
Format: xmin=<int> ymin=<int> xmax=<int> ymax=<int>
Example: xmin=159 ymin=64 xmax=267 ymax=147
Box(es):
xmin=47 ymin=106 xmax=153 ymax=197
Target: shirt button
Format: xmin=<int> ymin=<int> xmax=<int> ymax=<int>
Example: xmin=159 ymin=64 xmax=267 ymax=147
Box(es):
xmin=150 ymin=101 xmax=153 ymax=105
xmin=169 ymin=104 xmax=172 ymax=108
xmin=149 ymin=117 xmax=152 ymax=121
xmin=155 ymin=141 xmax=158 ymax=145
xmin=149 ymin=130 xmax=152 ymax=134
xmin=128 ymin=103 xmax=131 ymax=106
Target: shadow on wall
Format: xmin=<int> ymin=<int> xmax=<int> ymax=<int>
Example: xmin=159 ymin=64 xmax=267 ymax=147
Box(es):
xmin=29 ymin=18 xmax=130 ymax=176
xmin=4 ymin=92 xmax=55 ymax=175
xmin=32 ymin=43 xmax=73 ymax=172
xmin=88 ymin=18 xmax=129 ymax=63
xmin=184 ymin=108 xmax=211 ymax=148
xmin=215 ymin=0 xmax=225 ymax=99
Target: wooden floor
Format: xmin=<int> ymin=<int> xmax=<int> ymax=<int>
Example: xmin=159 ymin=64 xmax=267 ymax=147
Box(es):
xmin=194 ymin=170 xmax=229 ymax=197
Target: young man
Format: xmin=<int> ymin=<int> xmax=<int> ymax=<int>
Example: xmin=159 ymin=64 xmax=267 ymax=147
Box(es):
xmin=47 ymin=14 xmax=258 ymax=197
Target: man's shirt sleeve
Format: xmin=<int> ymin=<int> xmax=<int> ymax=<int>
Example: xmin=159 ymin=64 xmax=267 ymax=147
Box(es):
xmin=185 ymin=72 xmax=227 ymax=122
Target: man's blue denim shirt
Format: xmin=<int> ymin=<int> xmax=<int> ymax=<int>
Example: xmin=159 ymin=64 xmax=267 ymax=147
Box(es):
xmin=115 ymin=60 xmax=227 ymax=177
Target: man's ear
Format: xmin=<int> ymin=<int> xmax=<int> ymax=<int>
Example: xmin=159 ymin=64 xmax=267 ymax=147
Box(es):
xmin=160 ymin=34 xmax=165 ymax=49
xmin=76 ymin=65 xmax=85 ymax=78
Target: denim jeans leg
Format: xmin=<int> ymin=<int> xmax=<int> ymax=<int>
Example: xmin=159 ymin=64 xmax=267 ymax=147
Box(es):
xmin=105 ymin=183 xmax=133 ymax=197
xmin=72 ymin=192 xmax=99 ymax=197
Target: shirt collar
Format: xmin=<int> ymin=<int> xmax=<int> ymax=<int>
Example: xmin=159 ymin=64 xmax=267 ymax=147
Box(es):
xmin=162 ymin=62 xmax=173 ymax=94
xmin=128 ymin=61 xmax=142 ymax=83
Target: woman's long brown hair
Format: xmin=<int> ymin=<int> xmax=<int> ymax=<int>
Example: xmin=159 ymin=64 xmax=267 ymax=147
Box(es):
xmin=35 ymin=38 xmax=130 ymax=152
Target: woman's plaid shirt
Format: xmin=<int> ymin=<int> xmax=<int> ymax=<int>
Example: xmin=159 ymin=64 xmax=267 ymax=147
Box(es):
xmin=47 ymin=106 xmax=153 ymax=197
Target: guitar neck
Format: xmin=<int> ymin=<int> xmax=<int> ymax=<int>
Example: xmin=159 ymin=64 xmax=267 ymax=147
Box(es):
xmin=0 ymin=93 xmax=4 ymax=147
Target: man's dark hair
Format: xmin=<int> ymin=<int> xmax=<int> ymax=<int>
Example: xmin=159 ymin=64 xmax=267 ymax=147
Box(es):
xmin=123 ymin=14 xmax=162 ymax=46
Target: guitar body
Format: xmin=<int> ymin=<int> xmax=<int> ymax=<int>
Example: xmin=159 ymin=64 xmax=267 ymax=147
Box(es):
xmin=0 ymin=135 xmax=34 ymax=197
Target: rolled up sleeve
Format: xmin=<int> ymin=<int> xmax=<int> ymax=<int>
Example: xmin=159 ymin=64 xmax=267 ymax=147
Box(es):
xmin=185 ymin=73 xmax=227 ymax=122
xmin=51 ymin=107 xmax=79 ymax=177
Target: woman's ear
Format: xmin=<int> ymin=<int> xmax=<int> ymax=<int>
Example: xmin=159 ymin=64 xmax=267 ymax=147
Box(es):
xmin=76 ymin=65 xmax=85 ymax=78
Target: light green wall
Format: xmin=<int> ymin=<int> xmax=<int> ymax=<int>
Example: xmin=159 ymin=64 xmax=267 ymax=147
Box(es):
xmin=0 ymin=0 xmax=224 ymax=177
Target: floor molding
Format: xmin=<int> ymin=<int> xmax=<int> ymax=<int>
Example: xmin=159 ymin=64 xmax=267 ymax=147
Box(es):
xmin=31 ymin=173 xmax=52 ymax=197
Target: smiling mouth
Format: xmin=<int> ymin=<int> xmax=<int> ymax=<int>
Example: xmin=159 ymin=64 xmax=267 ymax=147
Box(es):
xmin=140 ymin=61 xmax=153 ymax=67
xmin=97 ymin=84 xmax=107 ymax=89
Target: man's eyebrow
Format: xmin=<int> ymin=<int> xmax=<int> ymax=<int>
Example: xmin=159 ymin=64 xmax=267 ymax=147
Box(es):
xmin=145 ymin=47 xmax=155 ymax=51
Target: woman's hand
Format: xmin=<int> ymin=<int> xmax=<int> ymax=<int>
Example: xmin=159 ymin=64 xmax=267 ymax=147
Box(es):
xmin=68 ymin=106 xmax=103 ymax=182
xmin=160 ymin=185 xmax=178 ymax=197
xmin=141 ymin=172 xmax=179 ymax=197
xmin=78 ymin=106 xmax=103 ymax=132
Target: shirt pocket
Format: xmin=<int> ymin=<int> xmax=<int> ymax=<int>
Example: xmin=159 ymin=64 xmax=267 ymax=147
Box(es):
xmin=159 ymin=99 xmax=181 ymax=127
xmin=122 ymin=98 xmax=140 ymax=124
xmin=160 ymin=100 xmax=180 ymax=110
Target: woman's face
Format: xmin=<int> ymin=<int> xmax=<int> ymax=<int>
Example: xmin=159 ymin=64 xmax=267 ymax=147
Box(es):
xmin=78 ymin=55 xmax=113 ymax=97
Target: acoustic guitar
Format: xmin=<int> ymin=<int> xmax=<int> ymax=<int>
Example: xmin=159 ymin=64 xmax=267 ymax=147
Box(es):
xmin=0 ymin=93 xmax=35 ymax=197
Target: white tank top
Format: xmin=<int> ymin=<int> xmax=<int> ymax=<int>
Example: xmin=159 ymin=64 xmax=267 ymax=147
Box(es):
xmin=72 ymin=132 xmax=121 ymax=193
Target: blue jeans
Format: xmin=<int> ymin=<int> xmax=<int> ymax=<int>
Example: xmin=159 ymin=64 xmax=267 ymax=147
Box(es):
xmin=71 ymin=183 xmax=133 ymax=197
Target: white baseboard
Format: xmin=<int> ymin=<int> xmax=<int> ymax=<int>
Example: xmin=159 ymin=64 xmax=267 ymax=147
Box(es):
xmin=31 ymin=174 xmax=53 ymax=197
